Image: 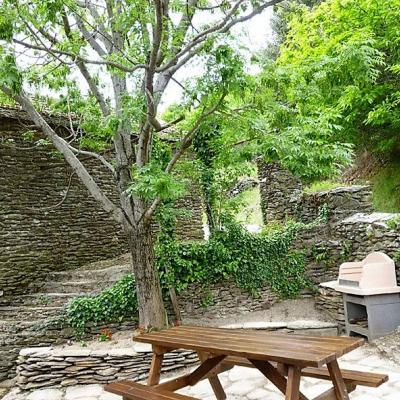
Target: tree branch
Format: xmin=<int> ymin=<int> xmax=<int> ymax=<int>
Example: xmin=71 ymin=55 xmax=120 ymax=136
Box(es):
xmin=158 ymin=0 xmax=283 ymax=74
xmin=67 ymin=144 xmax=116 ymax=176
xmin=13 ymin=39 xmax=147 ymax=73
xmin=62 ymin=13 xmax=110 ymax=116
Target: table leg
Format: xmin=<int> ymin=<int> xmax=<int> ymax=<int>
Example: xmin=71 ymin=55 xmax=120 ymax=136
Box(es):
xmin=327 ymin=360 xmax=350 ymax=400
xmin=249 ymin=359 xmax=309 ymax=400
xmin=197 ymin=352 xmax=227 ymax=400
xmin=148 ymin=349 xmax=165 ymax=386
xmin=286 ymin=365 xmax=301 ymax=400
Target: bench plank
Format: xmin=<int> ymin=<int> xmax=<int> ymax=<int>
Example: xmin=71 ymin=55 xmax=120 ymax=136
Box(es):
xmin=105 ymin=381 xmax=198 ymax=400
xmin=222 ymin=356 xmax=388 ymax=388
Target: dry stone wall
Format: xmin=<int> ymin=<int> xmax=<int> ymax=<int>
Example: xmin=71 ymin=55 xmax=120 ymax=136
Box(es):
xmin=257 ymin=160 xmax=373 ymax=224
xmin=177 ymin=280 xmax=281 ymax=319
xmin=0 ymin=111 xmax=203 ymax=298
xmin=258 ymin=161 xmax=400 ymax=330
xmin=297 ymin=185 xmax=373 ymax=223
xmin=257 ymin=161 xmax=302 ymax=223
xmin=313 ymin=213 xmax=400 ymax=329
xmin=16 ymin=346 xmax=198 ymax=390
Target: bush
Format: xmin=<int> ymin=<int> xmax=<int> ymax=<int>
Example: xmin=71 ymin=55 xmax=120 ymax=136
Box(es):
xmin=156 ymin=218 xmax=312 ymax=298
xmin=66 ymin=274 xmax=137 ymax=337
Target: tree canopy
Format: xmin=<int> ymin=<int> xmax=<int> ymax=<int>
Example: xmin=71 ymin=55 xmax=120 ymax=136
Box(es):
xmin=0 ymin=0 xmax=284 ymax=328
xmin=275 ymin=0 xmax=400 ymax=155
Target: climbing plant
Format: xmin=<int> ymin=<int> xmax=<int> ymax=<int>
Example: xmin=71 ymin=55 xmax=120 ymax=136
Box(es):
xmin=66 ymin=274 xmax=137 ymax=337
xmin=66 ymin=207 xmax=328 ymax=336
xmin=156 ymin=215 xmax=328 ymax=297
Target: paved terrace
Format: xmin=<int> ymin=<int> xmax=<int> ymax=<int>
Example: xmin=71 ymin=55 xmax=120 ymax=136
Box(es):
xmin=2 ymin=344 xmax=399 ymax=400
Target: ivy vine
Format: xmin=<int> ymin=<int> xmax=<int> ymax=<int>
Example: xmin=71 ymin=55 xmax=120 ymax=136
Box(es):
xmin=67 ymin=207 xmax=328 ymax=336
xmin=66 ymin=274 xmax=137 ymax=337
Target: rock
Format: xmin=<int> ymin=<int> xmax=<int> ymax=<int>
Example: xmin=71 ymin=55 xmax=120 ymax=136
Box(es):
xmin=19 ymin=348 xmax=52 ymax=357
xmin=287 ymin=320 xmax=337 ymax=330
xmin=96 ymin=368 xmax=119 ymax=377
xmin=26 ymin=388 xmax=63 ymax=400
xmin=65 ymin=384 xmax=103 ymax=399
xmin=133 ymin=343 xmax=152 ymax=353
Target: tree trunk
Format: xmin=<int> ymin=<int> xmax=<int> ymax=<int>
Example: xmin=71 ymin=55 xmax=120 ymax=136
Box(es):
xmin=126 ymin=221 xmax=167 ymax=329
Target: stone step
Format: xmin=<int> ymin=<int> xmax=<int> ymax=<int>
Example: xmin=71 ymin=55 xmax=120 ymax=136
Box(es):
xmin=7 ymin=293 xmax=83 ymax=308
xmin=0 ymin=306 xmax=62 ymax=320
xmin=48 ymin=263 xmax=131 ymax=283
xmin=39 ymin=279 xmax=119 ymax=294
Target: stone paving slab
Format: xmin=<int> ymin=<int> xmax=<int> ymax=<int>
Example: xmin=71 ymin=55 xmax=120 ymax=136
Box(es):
xmin=2 ymin=346 xmax=399 ymax=400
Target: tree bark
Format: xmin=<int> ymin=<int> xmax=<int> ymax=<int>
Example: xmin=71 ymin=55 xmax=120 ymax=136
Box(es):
xmin=126 ymin=217 xmax=166 ymax=329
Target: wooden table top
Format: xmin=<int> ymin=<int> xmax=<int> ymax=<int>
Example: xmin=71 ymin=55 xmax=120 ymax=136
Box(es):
xmin=134 ymin=326 xmax=364 ymax=368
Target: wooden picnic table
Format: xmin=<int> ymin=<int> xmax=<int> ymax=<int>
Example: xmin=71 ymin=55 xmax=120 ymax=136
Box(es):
xmin=106 ymin=325 xmax=388 ymax=400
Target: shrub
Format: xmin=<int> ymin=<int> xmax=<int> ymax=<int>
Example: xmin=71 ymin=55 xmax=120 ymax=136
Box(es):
xmin=66 ymin=274 xmax=137 ymax=337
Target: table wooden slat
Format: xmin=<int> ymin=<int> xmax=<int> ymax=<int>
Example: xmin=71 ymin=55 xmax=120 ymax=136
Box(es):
xmin=165 ymin=326 xmax=362 ymax=356
xmin=133 ymin=326 xmax=364 ymax=368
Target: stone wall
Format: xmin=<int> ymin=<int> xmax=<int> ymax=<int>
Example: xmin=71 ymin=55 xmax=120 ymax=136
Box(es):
xmin=298 ymin=185 xmax=373 ymax=223
xmin=16 ymin=346 xmax=198 ymax=390
xmin=177 ymin=280 xmax=281 ymax=319
xmin=0 ymin=109 xmax=203 ymax=297
xmin=257 ymin=160 xmax=373 ymax=224
xmin=257 ymin=161 xmax=302 ymax=223
xmin=258 ymin=161 xmax=400 ymax=330
xmin=0 ymin=317 xmax=138 ymax=381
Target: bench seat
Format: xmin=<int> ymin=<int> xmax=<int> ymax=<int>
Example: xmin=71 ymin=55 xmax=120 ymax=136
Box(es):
xmin=222 ymin=356 xmax=388 ymax=388
xmin=105 ymin=380 xmax=199 ymax=400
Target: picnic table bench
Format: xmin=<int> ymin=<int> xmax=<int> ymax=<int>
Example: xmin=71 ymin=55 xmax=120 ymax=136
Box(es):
xmin=105 ymin=325 xmax=388 ymax=400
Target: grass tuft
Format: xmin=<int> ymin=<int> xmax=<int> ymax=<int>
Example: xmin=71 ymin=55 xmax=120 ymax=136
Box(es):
xmin=372 ymin=162 xmax=400 ymax=212
xmin=303 ymin=180 xmax=347 ymax=194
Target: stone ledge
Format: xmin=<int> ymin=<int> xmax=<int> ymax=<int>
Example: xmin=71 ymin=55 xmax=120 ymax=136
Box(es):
xmin=220 ymin=320 xmax=338 ymax=336
xmin=16 ymin=346 xmax=198 ymax=391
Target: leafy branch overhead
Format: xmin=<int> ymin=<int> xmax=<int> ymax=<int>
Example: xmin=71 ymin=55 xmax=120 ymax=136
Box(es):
xmin=0 ymin=0 xmax=282 ymax=225
xmin=0 ymin=0 xmax=284 ymax=328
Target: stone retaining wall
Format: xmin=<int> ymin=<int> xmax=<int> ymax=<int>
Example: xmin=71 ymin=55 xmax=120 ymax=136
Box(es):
xmin=15 ymin=346 xmax=198 ymax=390
xmin=257 ymin=161 xmax=302 ymax=223
xmin=258 ymin=161 xmax=400 ymax=330
xmin=257 ymin=161 xmax=373 ymax=224
xmin=298 ymin=186 xmax=373 ymax=223
xmin=304 ymin=213 xmax=400 ymax=330
xmin=0 ymin=316 xmax=139 ymax=381
xmin=177 ymin=280 xmax=281 ymax=319
xmin=0 ymin=109 xmax=204 ymax=297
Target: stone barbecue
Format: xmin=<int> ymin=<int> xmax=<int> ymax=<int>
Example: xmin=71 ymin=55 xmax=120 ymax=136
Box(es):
xmin=322 ymin=252 xmax=400 ymax=341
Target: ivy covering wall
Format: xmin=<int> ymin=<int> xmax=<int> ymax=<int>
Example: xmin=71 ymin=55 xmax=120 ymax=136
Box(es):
xmin=66 ymin=214 xmax=328 ymax=335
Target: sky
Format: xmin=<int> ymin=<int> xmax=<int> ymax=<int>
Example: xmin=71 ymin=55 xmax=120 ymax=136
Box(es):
xmin=15 ymin=4 xmax=275 ymax=111
xmin=160 ymin=7 xmax=274 ymax=110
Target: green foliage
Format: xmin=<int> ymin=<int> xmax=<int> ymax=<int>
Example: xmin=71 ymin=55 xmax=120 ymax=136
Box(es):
xmin=191 ymin=110 xmax=257 ymax=230
xmin=259 ymin=0 xmax=321 ymax=61
xmin=372 ymin=162 xmax=400 ymax=212
xmin=128 ymin=163 xmax=187 ymax=203
xmin=235 ymin=187 xmax=264 ymax=226
xmin=0 ymin=49 xmax=22 ymax=94
xmin=304 ymin=180 xmax=347 ymax=194
xmin=156 ymin=217 xmax=318 ymax=298
xmin=66 ymin=274 xmax=137 ymax=337
xmin=393 ymin=250 xmax=400 ymax=264
xmin=386 ymin=215 xmax=400 ymax=230
xmin=67 ymin=208 xmax=328 ymax=335
xmin=274 ymin=0 xmax=400 ymax=157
